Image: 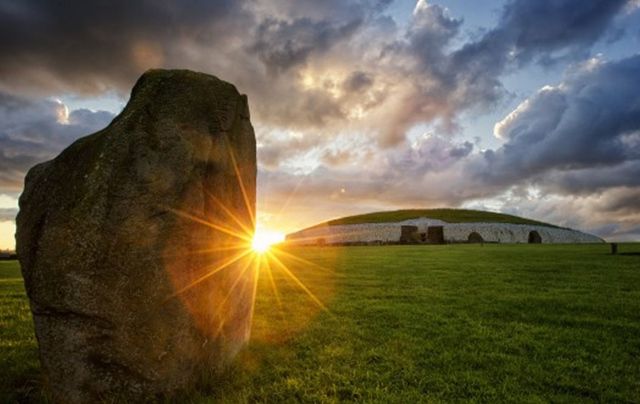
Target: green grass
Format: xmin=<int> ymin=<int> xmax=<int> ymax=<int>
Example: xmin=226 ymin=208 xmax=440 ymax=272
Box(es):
xmin=2 ymin=244 xmax=640 ymax=402
xmin=0 ymin=261 xmax=42 ymax=402
xmin=316 ymin=208 xmax=559 ymax=228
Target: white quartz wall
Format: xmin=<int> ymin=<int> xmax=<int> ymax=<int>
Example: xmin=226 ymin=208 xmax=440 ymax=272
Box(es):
xmin=440 ymin=222 xmax=602 ymax=243
xmin=286 ymin=217 xmax=603 ymax=245
xmin=286 ymin=223 xmax=402 ymax=245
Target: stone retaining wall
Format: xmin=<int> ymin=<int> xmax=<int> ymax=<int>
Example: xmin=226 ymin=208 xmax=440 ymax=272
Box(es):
xmin=286 ymin=223 xmax=402 ymax=245
xmin=286 ymin=217 xmax=603 ymax=245
xmin=441 ymin=222 xmax=601 ymax=243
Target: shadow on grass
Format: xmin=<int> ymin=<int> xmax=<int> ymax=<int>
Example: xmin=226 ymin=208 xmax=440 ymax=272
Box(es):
xmin=0 ymin=322 xmax=46 ymax=403
xmin=0 ymin=364 xmax=45 ymax=404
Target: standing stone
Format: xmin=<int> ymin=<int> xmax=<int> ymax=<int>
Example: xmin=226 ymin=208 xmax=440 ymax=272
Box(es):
xmin=16 ymin=69 xmax=257 ymax=402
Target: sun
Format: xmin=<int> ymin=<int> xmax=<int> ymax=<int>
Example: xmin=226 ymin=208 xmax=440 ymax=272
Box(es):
xmin=252 ymin=230 xmax=285 ymax=253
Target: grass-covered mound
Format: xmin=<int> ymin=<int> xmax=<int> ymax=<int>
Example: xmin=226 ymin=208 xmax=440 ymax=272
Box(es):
xmin=319 ymin=208 xmax=558 ymax=228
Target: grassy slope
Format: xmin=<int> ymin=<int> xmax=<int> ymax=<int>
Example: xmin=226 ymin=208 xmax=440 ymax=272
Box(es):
xmin=315 ymin=208 xmax=559 ymax=228
xmin=3 ymin=244 xmax=640 ymax=402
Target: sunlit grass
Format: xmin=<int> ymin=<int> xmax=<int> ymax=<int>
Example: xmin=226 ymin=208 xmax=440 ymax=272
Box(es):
xmin=4 ymin=244 xmax=640 ymax=402
xmin=4 ymin=138 xmax=639 ymax=401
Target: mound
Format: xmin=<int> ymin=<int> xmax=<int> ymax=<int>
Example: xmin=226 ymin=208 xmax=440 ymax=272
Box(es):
xmin=321 ymin=208 xmax=558 ymax=228
xmin=287 ymin=209 xmax=602 ymax=245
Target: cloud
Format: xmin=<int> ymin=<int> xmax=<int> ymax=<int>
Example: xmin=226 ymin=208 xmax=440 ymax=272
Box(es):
xmin=250 ymin=17 xmax=363 ymax=75
xmin=0 ymin=93 xmax=114 ymax=191
xmin=257 ymin=129 xmax=326 ymax=169
xmin=598 ymin=187 xmax=640 ymax=215
xmin=448 ymin=54 xmax=640 ymax=239
xmin=449 ymin=0 xmax=628 ymax=86
xmin=371 ymin=0 xmax=628 ymax=146
xmin=475 ymin=55 xmax=640 ymax=192
xmin=461 ymin=186 xmax=640 ymax=240
xmin=258 ymin=132 xmax=479 ymax=217
xmin=0 ymin=0 xmax=251 ymax=95
xmin=495 ymin=0 xmax=626 ymax=65
xmin=342 ymin=71 xmax=374 ymax=93
xmin=0 ymin=0 xmax=627 ymax=150
xmin=0 ymin=0 xmax=637 ymax=239
xmin=258 ymin=54 xmax=640 ymax=238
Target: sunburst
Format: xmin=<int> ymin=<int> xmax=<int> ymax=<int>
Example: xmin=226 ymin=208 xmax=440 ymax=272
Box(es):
xmin=164 ymin=134 xmax=334 ymax=343
xmin=252 ymin=230 xmax=285 ymax=253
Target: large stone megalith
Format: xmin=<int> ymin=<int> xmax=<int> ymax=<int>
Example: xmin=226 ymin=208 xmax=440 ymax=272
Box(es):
xmin=16 ymin=69 xmax=257 ymax=402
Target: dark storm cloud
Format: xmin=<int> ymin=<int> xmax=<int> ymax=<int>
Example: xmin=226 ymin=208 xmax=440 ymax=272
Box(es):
xmin=599 ymin=188 xmax=640 ymax=215
xmin=486 ymin=0 xmax=626 ymax=65
xmin=448 ymin=141 xmax=473 ymax=158
xmin=543 ymin=162 xmax=640 ymax=195
xmin=450 ymin=0 xmax=628 ymax=85
xmin=474 ymin=55 xmax=640 ymax=192
xmin=0 ymin=0 xmax=628 ymax=148
xmin=250 ymin=17 xmax=364 ymax=75
xmin=0 ymin=93 xmax=114 ymax=191
xmin=342 ymin=71 xmax=374 ymax=93
xmin=0 ymin=0 xmax=249 ymax=94
xmin=374 ymin=0 xmax=628 ymax=146
xmin=0 ymin=0 xmax=385 ymax=99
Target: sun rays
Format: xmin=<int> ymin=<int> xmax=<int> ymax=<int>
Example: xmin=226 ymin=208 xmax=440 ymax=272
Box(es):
xmin=252 ymin=230 xmax=285 ymax=253
xmin=167 ymin=204 xmax=334 ymax=340
xmin=164 ymin=134 xmax=334 ymax=341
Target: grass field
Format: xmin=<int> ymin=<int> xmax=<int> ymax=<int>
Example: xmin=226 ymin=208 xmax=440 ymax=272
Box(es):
xmin=2 ymin=244 xmax=640 ymax=402
xmin=319 ymin=208 xmax=558 ymax=228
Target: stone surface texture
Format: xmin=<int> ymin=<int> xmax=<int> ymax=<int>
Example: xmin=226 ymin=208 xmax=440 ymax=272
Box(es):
xmin=286 ymin=217 xmax=603 ymax=245
xmin=16 ymin=69 xmax=256 ymax=402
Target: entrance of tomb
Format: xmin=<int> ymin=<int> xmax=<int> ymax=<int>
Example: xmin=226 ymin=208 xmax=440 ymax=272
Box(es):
xmin=528 ymin=231 xmax=542 ymax=244
xmin=468 ymin=232 xmax=484 ymax=243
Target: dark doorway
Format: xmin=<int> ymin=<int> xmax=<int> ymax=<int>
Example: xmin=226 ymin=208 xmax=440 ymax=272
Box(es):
xmin=528 ymin=231 xmax=542 ymax=244
xmin=468 ymin=232 xmax=484 ymax=243
xmin=427 ymin=226 xmax=445 ymax=244
xmin=400 ymin=225 xmax=419 ymax=243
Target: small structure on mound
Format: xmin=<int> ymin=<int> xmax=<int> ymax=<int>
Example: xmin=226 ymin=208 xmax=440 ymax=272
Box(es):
xmin=16 ymin=69 xmax=256 ymax=402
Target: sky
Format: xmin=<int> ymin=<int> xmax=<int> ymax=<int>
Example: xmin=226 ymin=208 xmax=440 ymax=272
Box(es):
xmin=1 ymin=0 xmax=640 ymax=249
